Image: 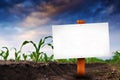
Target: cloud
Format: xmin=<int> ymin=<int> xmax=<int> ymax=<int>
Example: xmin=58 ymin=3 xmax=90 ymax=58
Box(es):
xmin=17 ymin=1 xmax=59 ymax=27
xmin=1 ymin=0 xmax=120 ymax=28
xmin=0 ymin=24 xmax=51 ymax=47
xmin=17 ymin=30 xmax=38 ymax=40
xmin=18 ymin=0 xmax=84 ymax=27
xmin=15 ymin=26 xmax=51 ymax=40
xmin=16 ymin=28 xmax=47 ymax=39
xmin=20 ymin=12 xmax=50 ymax=27
xmin=0 ymin=0 xmax=84 ymax=27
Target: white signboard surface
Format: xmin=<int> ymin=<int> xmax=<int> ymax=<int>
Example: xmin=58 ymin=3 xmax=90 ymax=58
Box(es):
xmin=52 ymin=23 xmax=110 ymax=59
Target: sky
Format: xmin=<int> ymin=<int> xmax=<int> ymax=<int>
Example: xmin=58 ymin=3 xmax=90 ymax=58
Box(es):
xmin=0 ymin=0 xmax=120 ymax=59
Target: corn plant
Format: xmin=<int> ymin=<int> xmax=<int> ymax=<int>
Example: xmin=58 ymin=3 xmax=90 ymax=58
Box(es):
xmin=38 ymin=55 xmax=44 ymax=62
xmin=21 ymin=36 xmax=53 ymax=62
xmin=13 ymin=48 xmax=21 ymax=61
xmin=22 ymin=53 xmax=27 ymax=61
xmin=29 ymin=51 xmax=37 ymax=61
xmin=0 ymin=47 xmax=9 ymax=61
xmin=38 ymin=52 xmax=54 ymax=62
xmin=44 ymin=54 xmax=54 ymax=62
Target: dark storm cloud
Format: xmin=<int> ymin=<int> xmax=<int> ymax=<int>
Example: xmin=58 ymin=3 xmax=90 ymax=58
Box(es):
xmin=102 ymin=0 xmax=120 ymax=15
xmin=0 ymin=0 xmax=101 ymax=18
xmin=0 ymin=0 xmax=26 ymax=9
xmin=0 ymin=0 xmax=120 ymax=26
xmin=0 ymin=0 xmax=120 ymax=15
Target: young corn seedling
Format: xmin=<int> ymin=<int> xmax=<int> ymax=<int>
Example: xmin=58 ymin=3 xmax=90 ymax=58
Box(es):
xmin=29 ymin=52 xmax=34 ymax=61
xmin=22 ymin=53 xmax=27 ymax=61
xmin=38 ymin=54 xmax=44 ymax=62
xmin=38 ymin=52 xmax=53 ymax=62
xmin=13 ymin=48 xmax=21 ymax=61
xmin=21 ymin=36 xmax=53 ymax=62
xmin=37 ymin=53 xmax=54 ymax=63
xmin=0 ymin=47 xmax=9 ymax=61
xmin=43 ymin=53 xmax=54 ymax=63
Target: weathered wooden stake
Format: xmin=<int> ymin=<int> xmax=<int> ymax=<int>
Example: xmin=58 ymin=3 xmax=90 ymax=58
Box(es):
xmin=77 ymin=20 xmax=85 ymax=77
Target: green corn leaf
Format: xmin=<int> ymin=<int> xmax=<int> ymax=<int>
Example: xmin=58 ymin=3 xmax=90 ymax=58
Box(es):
xmin=15 ymin=52 xmax=17 ymax=58
xmin=0 ymin=50 xmax=4 ymax=56
xmin=38 ymin=39 xmax=44 ymax=50
xmin=17 ymin=56 xmax=20 ymax=61
xmin=49 ymin=55 xmax=54 ymax=61
xmin=47 ymin=43 xmax=54 ymax=49
xmin=20 ymin=41 xmax=30 ymax=50
xmin=22 ymin=54 xmax=27 ymax=60
xmin=39 ymin=55 xmax=44 ymax=62
xmin=32 ymin=52 xmax=37 ymax=60
xmin=13 ymin=48 xmax=21 ymax=61
xmin=44 ymin=36 xmax=52 ymax=41
xmin=2 ymin=47 xmax=9 ymax=61
xmin=29 ymin=41 xmax=38 ymax=52
xmin=43 ymin=36 xmax=52 ymax=44
xmin=44 ymin=53 xmax=48 ymax=62
xmin=29 ymin=54 xmax=33 ymax=60
xmin=22 ymin=41 xmax=29 ymax=46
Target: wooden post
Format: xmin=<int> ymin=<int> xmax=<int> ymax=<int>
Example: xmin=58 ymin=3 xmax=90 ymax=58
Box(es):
xmin=77 ymin=20 xmax=85 ymax=77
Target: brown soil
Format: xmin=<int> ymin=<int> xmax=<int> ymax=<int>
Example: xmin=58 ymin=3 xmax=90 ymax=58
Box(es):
xmin=0 ymin=60 xmax=120 ymax=80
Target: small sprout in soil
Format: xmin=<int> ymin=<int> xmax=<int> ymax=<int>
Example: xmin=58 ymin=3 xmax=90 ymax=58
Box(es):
xmin=13 ymin=48 xmax=21 ymax=61
xmin=43 ymin=53 xmax=54 ymax=63
xmin=0 ymin=47 xmax=9 ymax=61
xmin=22 ymin=53 xmax=27 ymax=61
xmin=37 ymin=52 xmax=54 ymax=63
xmin=29 ymin=51 xmax=36 ymax=61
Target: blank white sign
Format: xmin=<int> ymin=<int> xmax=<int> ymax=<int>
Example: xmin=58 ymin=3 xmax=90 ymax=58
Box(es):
xmin=52 ymin=23 xmax=110 ymax=59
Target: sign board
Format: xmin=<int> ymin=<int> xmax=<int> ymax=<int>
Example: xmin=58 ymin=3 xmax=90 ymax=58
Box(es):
xmin=52 ymin=23 xmax=110 ymax=59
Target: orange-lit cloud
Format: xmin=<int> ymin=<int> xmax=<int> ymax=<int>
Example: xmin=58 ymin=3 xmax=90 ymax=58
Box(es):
xmin=18 ymin=0 xmax=84 ymax=28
